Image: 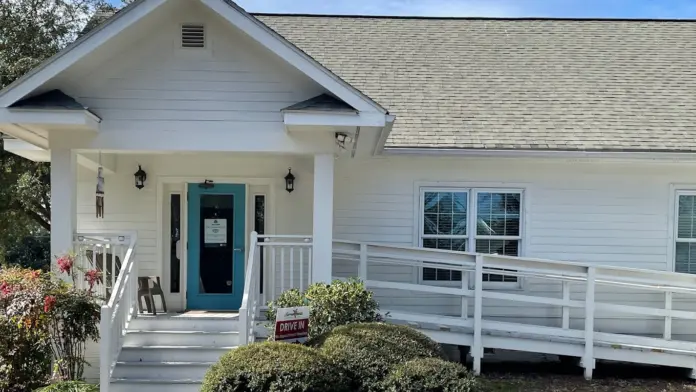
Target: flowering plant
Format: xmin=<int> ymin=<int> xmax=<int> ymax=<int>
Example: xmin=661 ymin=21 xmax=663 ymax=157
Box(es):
xmin=0 ymin=252 xmax=101 ymax=389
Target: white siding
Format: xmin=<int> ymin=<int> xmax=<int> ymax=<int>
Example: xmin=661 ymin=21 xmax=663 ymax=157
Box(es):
xmin=63 ymin=0 xmax=321 ymax=134
xmin=333 ymin=156 xmax=696 ymax=339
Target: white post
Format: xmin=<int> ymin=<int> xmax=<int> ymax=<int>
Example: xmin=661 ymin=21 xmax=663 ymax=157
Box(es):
xmin=312 ymin=154 xmax=334 ymax=284
xmin=664 ymin=291 xmax=673 ymax=340
xmin=100 ymin=305 xmax=112 ymax=392
xmin=359 ymin=244 xmax=368 ymax=280
xmin=562 ymin=281 xmax=570 ymax=329
xmin=472 ymin=254 xmax=484 ymax=375
xmin=583 ymin=267 xmax=596 ymax=380
xmin=50 ymin=149 xmax=77 ymax=260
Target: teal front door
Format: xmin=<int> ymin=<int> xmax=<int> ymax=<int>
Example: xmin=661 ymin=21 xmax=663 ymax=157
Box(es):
xmin=187 ymin=183 xmax=246 ymax=310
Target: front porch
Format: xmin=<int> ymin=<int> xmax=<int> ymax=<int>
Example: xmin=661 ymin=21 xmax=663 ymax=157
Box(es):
xmin=59 ymin=151 xmax=336 ymax=313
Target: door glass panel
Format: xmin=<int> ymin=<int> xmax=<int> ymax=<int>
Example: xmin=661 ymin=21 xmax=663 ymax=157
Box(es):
xmin=170 ymin=194 xmax=181 ymax=293
xmin=199 ymin=194 xmax=234 ymax=294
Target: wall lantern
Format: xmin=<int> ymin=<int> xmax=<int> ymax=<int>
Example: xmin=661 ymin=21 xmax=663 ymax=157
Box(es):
xmin=134 ymin=165 xmax=147 ymax=190
xmin=284 ymin=168 xmax=295 ymax=193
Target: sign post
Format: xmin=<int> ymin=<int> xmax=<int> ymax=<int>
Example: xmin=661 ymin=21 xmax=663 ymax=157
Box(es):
xmin=274 ymin=306 xmax=310 ymax=343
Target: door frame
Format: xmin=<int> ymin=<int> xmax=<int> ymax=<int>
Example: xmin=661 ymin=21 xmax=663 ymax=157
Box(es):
xmin=157 ymin=176 xmax=277 ymax=311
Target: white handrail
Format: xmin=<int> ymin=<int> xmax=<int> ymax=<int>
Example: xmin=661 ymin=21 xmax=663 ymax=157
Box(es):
xmin=239 ymin=232 xmax=259 ymax=346
xmin=333 ymin=239 xmax=696 ymax=380
xmin=239 ymin=233 xmax=313 ymax=346
xmin=74 ymin=233 xmax=130 ymax=298
xmin=99 ymin=233 xmax=137 ymax=392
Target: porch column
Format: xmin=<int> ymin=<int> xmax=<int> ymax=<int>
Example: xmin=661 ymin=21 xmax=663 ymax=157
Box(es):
xmin=312 ymin=153 xmax=334 ymax=283
xmin=50 ymin=149 xmax=77 ymax=258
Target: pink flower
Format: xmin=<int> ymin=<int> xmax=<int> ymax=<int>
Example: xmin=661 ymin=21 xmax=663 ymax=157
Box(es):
xmin=56 ymin=255 xmax=74 ymax=275
xmin=84 ymin=269 xmax=102 ymax=291
xmin=0 ymin=282 xmax=12 ymax=297
xmin=44 ymin=295 xmax=57 ymax=313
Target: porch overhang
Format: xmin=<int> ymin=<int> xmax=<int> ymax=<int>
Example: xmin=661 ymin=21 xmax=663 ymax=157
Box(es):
xmin=3 ymin=138 xmax=50 ymax=162
xmin=283 ymin=111 xmax=388 ymax=129
xmin=0 ymin=108 xmax=101 ymax=131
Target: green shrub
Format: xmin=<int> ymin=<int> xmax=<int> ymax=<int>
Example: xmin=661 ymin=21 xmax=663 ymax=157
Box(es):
xmin=381 ymin=357 xmax=478 ymax=392
xmin=267 ymin=278 xmax=382 ymax=339
xmin=36 ymin=381 xmax=99 ymax=392
xmin=309 ymin=323 xmax=446 ymax=391
xmin=201 ymin=341 xmax=350 ymax=392
xmin=5 ymin=235 xmax=50 ymax=271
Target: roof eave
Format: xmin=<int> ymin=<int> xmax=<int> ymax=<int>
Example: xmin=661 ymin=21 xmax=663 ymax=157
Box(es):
xmin=382 ymin=147 xmax=696 ymax=161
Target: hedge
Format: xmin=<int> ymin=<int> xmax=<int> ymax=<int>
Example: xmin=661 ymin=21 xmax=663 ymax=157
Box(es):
xmin=309 ymin=323 xmax=446 ymax=391
xmin=381 ymin=357 xmax=478 ymax=392
xmin=200 ymin=341 xmax=350 ymax=392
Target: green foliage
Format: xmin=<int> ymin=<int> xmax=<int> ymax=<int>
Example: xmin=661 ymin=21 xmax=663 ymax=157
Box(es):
xmin=201 ymin=341 xmax=350 ymax=392
xmin=46 ymin=284 xmax=101 ymax=380
xmin=381 ymin=357 xmax=478 ymax=392
xmin=0 ymin=268 xmax=53 ymax=391
xmin=5 ymin=235 xmax=50 ymax=271
xmin=267 ymin=278 xmax=382 ymax=339
xmin=0 ymin=265 xmax=101 ymax=390
xmin=309 ymin=323 xmax=446 ymax=391
xmin=36 ymin=381 xmax=99 ymax=392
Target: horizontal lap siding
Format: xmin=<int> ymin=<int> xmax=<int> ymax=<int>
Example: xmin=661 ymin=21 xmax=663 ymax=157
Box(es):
xmin=70 ymin=0 xmax=320 ymax=133
xmin=334 ymin=157 xmax=696 ymax=337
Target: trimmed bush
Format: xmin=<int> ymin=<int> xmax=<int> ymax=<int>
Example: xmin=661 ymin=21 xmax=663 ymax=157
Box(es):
xmin=267 ymin=278 xmax=382 ymax=339
xmin=381 ymin=357 xmax=478 ymax=392
xmin=36 ymin=381 xmax=99 ymax=392
xmin=200 ymin=341 xmax=350 ymax=392
xmin=309 ymin=323 xmax=446 ymax=391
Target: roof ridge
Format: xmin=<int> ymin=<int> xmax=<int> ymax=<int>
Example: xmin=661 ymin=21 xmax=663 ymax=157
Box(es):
xmin=252 ymin=13 xmax=696 ymax=22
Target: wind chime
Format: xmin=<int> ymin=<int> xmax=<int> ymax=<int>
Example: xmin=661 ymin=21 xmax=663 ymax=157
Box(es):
xmin=96 ymin=153 xmax=105 ymax=218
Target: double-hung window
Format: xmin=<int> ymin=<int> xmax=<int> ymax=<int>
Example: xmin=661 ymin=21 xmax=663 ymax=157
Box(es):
xmin=420 ymin=188 xmax=523 ymax=283
xmin=675 ymin=192 xmax=696 ymax=274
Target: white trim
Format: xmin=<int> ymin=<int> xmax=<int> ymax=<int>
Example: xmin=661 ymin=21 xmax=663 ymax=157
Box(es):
xmin=373 ymin=115 xmax=396 ymax=156
xmin=197 ymin=0 xmax=386 ymax=114
xmin=283 ymin=111 xmax=386 ymax=128
xmin=156 ymin=176 xmax=276 ymax=310
xmin=385 ymin=147 xmax=696 ymax=161
xmin=0 ymin=108 xmax=101 ymax=129
xmin=0 ymin=0 xmax=168 ymax=107
xmin=413 ymin=181 xmax=528 ymax=289
xmin=0 ymin=123 xmax=48 ymax=149
xmin=670 ymin=185 xmax=696 ymax=274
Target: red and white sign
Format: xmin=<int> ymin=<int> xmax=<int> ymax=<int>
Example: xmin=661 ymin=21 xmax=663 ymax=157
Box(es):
xmin=274 ymin=306 xmax=310 ymax=343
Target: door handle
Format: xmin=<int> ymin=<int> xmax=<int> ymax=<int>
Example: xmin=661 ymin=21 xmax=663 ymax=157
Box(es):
xmin=234 ymin=248 xmax=244 ymax=252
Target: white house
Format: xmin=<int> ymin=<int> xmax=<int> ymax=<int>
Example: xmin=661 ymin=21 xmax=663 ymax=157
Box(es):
xmin=3 ymin=1 xmax=696 ymax=390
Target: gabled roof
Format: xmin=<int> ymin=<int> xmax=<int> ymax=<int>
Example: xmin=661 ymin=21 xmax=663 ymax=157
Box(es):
xmin=0 ymin=0 xmax=387 ymax=116
xmin=259 ymin=15 xmax=696 ymax=152
xmin=282 ymin=94 xmax=356 ymax=112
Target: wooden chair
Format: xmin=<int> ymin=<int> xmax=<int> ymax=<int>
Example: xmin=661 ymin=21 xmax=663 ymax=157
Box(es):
xmin=138 ymin=276 xmax=167 ymax=315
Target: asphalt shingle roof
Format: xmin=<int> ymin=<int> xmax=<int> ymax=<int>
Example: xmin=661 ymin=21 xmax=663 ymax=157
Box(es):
xmin=257 ymin=15 xmax=696 ymax=152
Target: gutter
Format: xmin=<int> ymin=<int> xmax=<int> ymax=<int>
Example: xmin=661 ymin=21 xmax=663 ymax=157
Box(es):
xmin=383 ymin=148 xmax=696 ymax=161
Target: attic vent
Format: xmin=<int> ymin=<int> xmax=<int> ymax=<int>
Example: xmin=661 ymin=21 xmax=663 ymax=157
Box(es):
xmin=181 ymin=24 xmax=205 ymax=48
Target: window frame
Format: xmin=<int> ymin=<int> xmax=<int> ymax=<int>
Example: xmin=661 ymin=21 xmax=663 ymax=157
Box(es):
xmin=417 ymin=184 xmax=525 ymax=289
xmin=672 ymin=188 xmax=696 ymax=274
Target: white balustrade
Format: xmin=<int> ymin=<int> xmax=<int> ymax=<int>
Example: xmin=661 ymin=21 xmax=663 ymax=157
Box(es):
xmin=239 ymin=233 xmax=313 ymax=346
xmin=76 ymin=233 xmax=137 ymax=392
xmin=73 ymin=233 xmax=130 ymax=299
xmin=332 ymin=239 xmax=696 ymax=380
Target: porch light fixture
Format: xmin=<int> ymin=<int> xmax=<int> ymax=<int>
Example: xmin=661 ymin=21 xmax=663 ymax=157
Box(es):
xmin=284 ymin=168 xmax=295 ymax=193
xmin=335 ymin=132 xmax=353 ymax=150
xmin=134 ymin=165 xmax=147 ymax=190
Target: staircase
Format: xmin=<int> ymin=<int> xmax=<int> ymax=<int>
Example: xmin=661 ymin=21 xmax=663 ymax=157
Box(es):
xmin=109 ymin=315 xmax=240 ymax=392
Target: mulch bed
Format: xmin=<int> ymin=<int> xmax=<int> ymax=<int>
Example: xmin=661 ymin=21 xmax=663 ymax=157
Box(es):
xmin=478 ymin=361 xmax=696 ymax=392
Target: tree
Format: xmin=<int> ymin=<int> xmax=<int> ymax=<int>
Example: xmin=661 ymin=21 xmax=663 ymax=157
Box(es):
xmin=0 ymin=0 xmax=112 ymax=254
